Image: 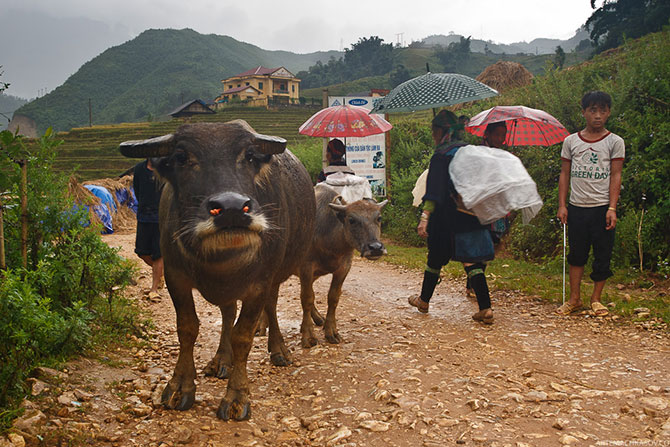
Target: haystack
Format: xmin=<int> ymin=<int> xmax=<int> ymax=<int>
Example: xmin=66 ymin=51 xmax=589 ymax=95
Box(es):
xmin=67 ymin=176 xmax=103 ymax=226
xmin=476 ymin=61 xmax=533 ymax=93
xmin=83 ymin=175 xmax=137 ymax=232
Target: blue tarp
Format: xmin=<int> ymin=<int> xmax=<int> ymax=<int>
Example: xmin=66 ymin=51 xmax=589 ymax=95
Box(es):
xmin=84 ymin=185 xmax=115 ymax=234
xmin=117 ymin=187 xmax=138 ymax=214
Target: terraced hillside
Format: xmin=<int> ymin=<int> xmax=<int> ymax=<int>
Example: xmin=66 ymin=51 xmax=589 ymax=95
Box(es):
xmin=52 ymin=106 xmax=320 ymax=180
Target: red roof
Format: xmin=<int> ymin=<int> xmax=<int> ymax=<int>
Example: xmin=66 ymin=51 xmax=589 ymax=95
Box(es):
xmin=233 ymin=66 xmax=278 ymax=77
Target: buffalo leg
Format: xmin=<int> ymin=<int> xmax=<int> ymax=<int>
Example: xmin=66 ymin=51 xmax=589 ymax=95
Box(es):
xmin=203 ymin=303 xmax=236 ymax=379
xmin=264 ymin=285 xmax=292 ymax=366
xmin=299 ymin=265 xmax=318 ymax=348
xmin=216 ymin=297 xmax=263 ymax=421
xmin=161 ymin=272 xmax=199 ymax=411
xmin=324 ymin=262 xmax=351 ymax=344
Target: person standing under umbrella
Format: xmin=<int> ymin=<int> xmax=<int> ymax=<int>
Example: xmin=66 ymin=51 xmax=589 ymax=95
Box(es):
xmin=408 ymin=110 xmax=495 ymax=324
xmin=317 ymin=138 xmax=355 ymax=183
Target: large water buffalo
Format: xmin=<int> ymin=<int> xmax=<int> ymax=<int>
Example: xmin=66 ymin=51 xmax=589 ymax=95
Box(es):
xmin=119 ymin=121 xmax=316 ymax=421
xmin=298 ymin=183 xmax=387 ymax=348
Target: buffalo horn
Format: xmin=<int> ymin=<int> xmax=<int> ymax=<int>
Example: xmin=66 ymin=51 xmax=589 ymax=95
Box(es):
xmin=119 ymin=134 xmax=175 ymax=158
xmin=252 ymin=133 xmax=287 ymax=155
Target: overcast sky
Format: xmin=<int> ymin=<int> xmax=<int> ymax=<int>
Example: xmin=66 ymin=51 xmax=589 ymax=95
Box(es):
xmin=1 ymin=0 xmax=596 ymax=99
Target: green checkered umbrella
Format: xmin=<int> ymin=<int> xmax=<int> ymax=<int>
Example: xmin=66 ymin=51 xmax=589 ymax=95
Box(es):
xmin=371 ymin=72 xmax=498 ymax=114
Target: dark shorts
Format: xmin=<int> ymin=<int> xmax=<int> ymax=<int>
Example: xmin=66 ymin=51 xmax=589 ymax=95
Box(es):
xmin=567 ymin=204 xmax=614 ymax=282
xmin=135 ymin=222 xmax=161 ymax=260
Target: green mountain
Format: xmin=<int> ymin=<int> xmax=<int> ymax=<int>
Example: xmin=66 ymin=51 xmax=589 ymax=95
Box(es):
xmin=14 ymin=28 xmax=340 ymax=134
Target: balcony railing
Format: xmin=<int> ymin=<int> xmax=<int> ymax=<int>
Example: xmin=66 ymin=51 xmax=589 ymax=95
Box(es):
xmin=273 ymin=89 xmax=289 ymax=95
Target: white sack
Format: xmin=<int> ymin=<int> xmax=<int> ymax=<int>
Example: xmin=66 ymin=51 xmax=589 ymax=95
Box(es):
xmin=449 ymin=145 xmax=543 ymax=225
xmin=322 ymin=172 xmax=373 ymax=203
xmin=412 ymin=169 xmax=429 ymax=207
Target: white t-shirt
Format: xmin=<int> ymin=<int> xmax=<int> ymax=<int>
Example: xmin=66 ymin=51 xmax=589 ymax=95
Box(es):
xmin=561 ymin=131 xmax=625 ymax=207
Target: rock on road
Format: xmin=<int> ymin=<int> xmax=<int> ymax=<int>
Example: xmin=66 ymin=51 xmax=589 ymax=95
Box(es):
xmin=13 ymin=232 xmax=670 ymax=447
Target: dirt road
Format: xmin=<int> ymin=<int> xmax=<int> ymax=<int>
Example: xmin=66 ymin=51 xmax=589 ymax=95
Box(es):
xmin=16 ymin=232 xmax=670 ymax=447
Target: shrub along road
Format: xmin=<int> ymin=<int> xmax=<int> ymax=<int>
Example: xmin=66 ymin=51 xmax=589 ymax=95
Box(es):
xmin=13 ymin=231 xmax=670 ymax=446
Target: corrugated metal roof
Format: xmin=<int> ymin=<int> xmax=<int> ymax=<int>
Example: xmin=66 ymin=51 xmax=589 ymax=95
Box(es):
xmin=233 ymin=66 xmax=278 ymax=77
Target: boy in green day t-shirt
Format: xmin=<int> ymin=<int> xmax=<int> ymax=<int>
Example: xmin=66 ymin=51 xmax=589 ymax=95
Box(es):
xmin=556 ymin=91 xmax=625 ymax=317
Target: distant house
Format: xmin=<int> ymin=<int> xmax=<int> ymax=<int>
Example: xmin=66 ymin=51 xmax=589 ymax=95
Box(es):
xmin=168 ymin=99 xmax=216 ymax=118
xmin=215 ymin=66 xmax=301 ymax=107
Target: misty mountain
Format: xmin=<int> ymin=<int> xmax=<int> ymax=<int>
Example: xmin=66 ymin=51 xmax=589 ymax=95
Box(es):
xmin=421 ymin=27 xmax=591 ymax=55
xmin=13 ymin=28 xmax=341 ymax=134
xmin=0 ymin=9 xmax=134 ymax=100
xmin=0 ymin=93 xmax=27 ymax=131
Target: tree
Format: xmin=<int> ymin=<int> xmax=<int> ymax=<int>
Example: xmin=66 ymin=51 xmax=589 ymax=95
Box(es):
xmin=586 ymin=0 xmax=670 ymax=53
xmin=0 ymin=66 xmax=9 ymax=94
xmin=390 ymin=65 xmax=411 ymax=88
xmin=434 ymin=36 xmax=472 ymax=72
xmin=554 ymin=46 xmax=566 ymax=69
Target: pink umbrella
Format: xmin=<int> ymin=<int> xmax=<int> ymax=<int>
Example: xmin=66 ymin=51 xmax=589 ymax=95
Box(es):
xmin=299 ymin=104 xmax=392 ymax=138
xmin=466 ymin=105 xmax=569 ymax=146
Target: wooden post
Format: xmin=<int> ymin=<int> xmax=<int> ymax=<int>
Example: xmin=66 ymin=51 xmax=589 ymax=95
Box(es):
xmin=385 ymin=113 xmax=392 ymax=199
xmin=322 ymin=89 xmax=329 ymax=168
xmin=0 ymin=194 xmax=5 ymax=270
xmin=19 ymin=160 xmax=27 ymax=268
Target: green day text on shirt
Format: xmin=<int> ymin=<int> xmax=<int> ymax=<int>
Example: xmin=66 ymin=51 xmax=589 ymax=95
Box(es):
xmin=561 ymin=132 xmax=625 ymax=207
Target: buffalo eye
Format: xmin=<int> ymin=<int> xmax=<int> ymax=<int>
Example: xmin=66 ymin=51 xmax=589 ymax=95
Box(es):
xmin=245 ymin=149 xmax=271 ymax=166
xmin=348 ymin=216 xmax=356 ymax=225
xmin=174 ymin=149 xmax=189 ymax=166
xmin=376 ymin=215 xmax=382 ymax=223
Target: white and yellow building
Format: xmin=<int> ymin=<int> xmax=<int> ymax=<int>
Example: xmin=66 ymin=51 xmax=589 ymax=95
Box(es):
xmin=215 ymin=66 xmax=301 ymax=107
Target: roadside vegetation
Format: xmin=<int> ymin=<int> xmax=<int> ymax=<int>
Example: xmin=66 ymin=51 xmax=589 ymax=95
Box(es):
xmin=0 ymin=126 xmax=142 ymax=433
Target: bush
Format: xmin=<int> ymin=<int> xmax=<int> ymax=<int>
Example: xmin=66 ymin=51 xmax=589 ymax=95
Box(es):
xmin=0 ymin=129 xmax=137 ymax=426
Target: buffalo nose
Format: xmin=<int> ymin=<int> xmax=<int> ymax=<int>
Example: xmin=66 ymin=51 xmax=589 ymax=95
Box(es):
xmin=368 ymin=241 xmax=384 ymax=252
xmin=208 ymin=192 xmax=252 ymax=215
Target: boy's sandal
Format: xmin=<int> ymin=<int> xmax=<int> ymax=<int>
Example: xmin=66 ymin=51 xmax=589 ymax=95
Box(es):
xmin=590 ymin=301 xmax=609 ymax=317
xmin=556 ymin=302 xmax=583 ymax=315
xmin=408 ymin=295 xmax=429 ymax=313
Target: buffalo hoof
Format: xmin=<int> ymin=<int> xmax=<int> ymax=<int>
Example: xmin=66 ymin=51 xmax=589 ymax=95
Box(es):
xmin=270 ymin=352 xmax=292 ymax=367
xmin=217 ymin=399 xmax=251 ymax=421
xmin=301 ymin=335 xmax=318 ymax=349
xmin=325 ymin=332 xmax=342 ymax=344
xmin=161 ymin=382 xmax=195 ymax=411
xmin=311 ymin=309 xmax=325 ymax=327
xmin=203 ymin=359 xmax=231 ymax=379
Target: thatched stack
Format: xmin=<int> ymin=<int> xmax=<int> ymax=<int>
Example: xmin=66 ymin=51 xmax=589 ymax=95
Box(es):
xmin=67 ymin=176 xmax=103 ymax=226
xmin=476 ymin=61 xmax=533 ymax=93
xmin=83 ymin=175 xmax=137 ymax=232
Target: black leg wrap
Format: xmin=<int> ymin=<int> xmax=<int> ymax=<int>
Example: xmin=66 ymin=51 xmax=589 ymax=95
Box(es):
xmin=465 ymin=263 xmax=491 ymax=311
xmin=420 ymin=270 xmax=440 ymax=303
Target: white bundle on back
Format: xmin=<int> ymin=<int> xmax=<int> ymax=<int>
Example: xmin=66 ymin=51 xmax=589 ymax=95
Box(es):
xmin=321 ymin=172 xmax=373 ymax=203
xmin=449 ymin=145 xmax=543 ymax=224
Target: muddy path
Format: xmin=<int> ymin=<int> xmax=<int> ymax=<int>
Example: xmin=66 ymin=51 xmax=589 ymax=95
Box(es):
xmin=16 ymin=231 xmax=670 ymax=447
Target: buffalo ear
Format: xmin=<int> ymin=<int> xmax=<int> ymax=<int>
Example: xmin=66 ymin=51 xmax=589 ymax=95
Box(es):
xmin=328 ymin=199 xmax=348 ymax=223
xmin=119 ymin=134 xmax=175 ymax=158
xmin=252 ymin=133 xmax=287 ymax=155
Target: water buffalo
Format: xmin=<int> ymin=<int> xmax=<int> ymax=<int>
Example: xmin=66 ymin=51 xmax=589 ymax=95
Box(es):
xmin=119 ymin=121 xmax=316 ymax=421
xmin=298 ymin=183 xmax=387 ymax=348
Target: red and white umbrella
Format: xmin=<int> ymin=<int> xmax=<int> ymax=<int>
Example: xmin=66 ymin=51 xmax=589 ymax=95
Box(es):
xmin=466 ymin=105 xmax=569 ymax=146
xmin=299 ymin=104 xmax=392 ymax=138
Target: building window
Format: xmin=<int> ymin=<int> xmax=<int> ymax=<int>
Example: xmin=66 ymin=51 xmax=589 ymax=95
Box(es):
xmin=259 ymin=82 xmax=263 ymax=90
xmin=245 ymin=82 xmax=249 ymax=86
xmin=237 ymin=84 xmax=241 ymax=87
xmin=229 ymin=85 xmax=233 ymax=89
xmin=292 ymin=85 xmax=295 ymax=92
